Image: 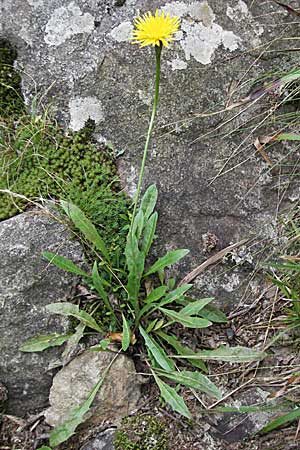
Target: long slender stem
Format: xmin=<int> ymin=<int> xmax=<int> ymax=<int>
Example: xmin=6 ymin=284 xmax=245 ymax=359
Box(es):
xmin=131 ymin=44 xmax=162 ymax=224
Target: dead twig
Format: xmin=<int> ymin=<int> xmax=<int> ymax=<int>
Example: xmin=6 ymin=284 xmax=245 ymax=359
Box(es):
xmin=178 ymin=239 xmax=248 ymax=287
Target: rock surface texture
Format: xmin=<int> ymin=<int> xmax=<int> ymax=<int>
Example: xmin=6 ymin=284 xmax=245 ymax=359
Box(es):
xmin=1 ymin=1 xmax=298 ymax=303
xmin=45 ymin=350 xmax=141 ymax=427
xmin=80 ymin=428 xmax=116 ymax=450
xmin=0 ymin=210 xmax=83 ymax=415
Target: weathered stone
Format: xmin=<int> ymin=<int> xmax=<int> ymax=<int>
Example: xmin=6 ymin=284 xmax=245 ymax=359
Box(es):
xmin=0 ymin=209 xmax=83 ymax=415
xmin=0 ymin=382 xmax=8 ymax=412
xmin=45 ymin=350 xmax=141 ymax=427
xmin=80 ymin=428 xmax=116 ymax=450
xmin=211 ymin=387 xmax=277 ymax=443
xmin=2 ymin=0 xmax=298 ymax=310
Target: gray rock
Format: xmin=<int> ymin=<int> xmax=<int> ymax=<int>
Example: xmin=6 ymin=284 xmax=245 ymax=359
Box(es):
xmin=80 ymin=428 xmax=116 ymax=450
xmin=0 ymin=209 xmax=83 ymax=415
xmin=2 ymin=0 xmax=297 ymax=309
xmin=45 ymin=349 xmax=141 ymax=427
xmin=211 ymin=387 xmax=277 ymax=443
xmin=0 ymin=382 xmax=8 ymax=412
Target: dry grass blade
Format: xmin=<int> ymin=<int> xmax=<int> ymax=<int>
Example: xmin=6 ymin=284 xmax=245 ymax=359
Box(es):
xmin=178 ymin=239 xmax=248 ymax=286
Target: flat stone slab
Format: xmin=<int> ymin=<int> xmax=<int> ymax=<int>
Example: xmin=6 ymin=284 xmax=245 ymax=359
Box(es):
xmin=0 ymin=209 xmax=83 ymax=415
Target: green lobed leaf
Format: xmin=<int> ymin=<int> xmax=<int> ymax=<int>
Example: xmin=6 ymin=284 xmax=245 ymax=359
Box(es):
xmin=46 ymin=302 xmax=102 ymax=333
xmin=259 ymin=408 xmax=300 ymax=434
xmin=20 ymin=333 xmax=72 ymax=352
xmin=157 ymin=369 xmax=221 ymax=399
xmin=159 ymin=307 xmax=212 ymax=329
xmin=156 ymin=331 xmax=207 ymax=372
xmin=37 ymin=447 xmax=52 ymax=450
xmin=139 ymin=326 xmax=174 ymax=371
xmin=144 ymin=249 xmax=189 ymax=277
xmin=173 ymin=346 xmax=267 ymax=363
xmin=141 ymin=212 xmax=158 ymax=257
xmin=121 ymin=314 xmax=131 ymax=352
xmin=153 ymin=373 xmax=191 ymax=419
xmin=60 ymin=200 xmax=110 ymax=262
xmin=140 ymin=184 xmax=158 ymax=220
xmin=180 ymin=298 xmax=214 ymax=316
xmin=42 ymin=251 xmax=89 ymax=277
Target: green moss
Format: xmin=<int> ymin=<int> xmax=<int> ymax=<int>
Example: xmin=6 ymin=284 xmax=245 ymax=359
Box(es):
xmin=114 ymin=415 xmax=168 ymax=450
xmin=0 ymin=41 xmax=130 ymax=256
xmin=0 ymin=40 xmax=24 ymax=118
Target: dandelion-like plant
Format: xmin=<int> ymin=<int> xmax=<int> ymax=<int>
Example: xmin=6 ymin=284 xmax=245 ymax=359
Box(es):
xmin=130 ymin=9 xmax=180 ymax=222
xmin=132 ymin=10 xmax=180 ymax=48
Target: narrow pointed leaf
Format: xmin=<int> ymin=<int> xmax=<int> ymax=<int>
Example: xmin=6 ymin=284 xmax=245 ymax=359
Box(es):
xmin=62 ymin=323 xmax=85 ymax=365
xmin=199 ymin=304 xmax=228 ymax=323
xmin=180 ymin=298 xmax=213 ymax=316
xmin=141 ymin=184 xmax=158 ymax=220
xmin=42 ymin=251 xmax=89 ymax=277
xmin=141 ymin=212 xmax=158 ymax=257
xmin=60 ymin=200 xmax=110 ymax=262
xmin=46 ymin=302 xmax=102 ymax=333
xmin=92 ymin=262 xmax=114 ymax=315
xmin=159 ymin=307 xmax=212 ymax=328
xmin=125 ymin=230 xmax=145 ymax=310
xmin=145 ymin=249 xmax=189 ymax=277
xmin=157 ymin=369 xmax=221 ymax=399
xmin=172 ymin=346 xmax=267 ymax=363
xmin=121 ymin=314 xmax=131 ymax=351
xmin=132 ymin=209 xmax=144 ymax=240
xmin=139 ymin=326 xmax=174 ymax=371
xmin=145 ymin=286 xmax=168 ymax=304
xmin=260 ymin=408 xmax=300 ymax=434
xmin=20 ymin=333 xmax=72 ymax=352
xmin=153 ymin=373 xmax=191 ymax=419
xmin=275 ymin=133 xmax=300 ymax=141
xmin=158 ymin=284 xmax=193 ymax=307
xmin=156 ymin=331 xmax=207 ymax=372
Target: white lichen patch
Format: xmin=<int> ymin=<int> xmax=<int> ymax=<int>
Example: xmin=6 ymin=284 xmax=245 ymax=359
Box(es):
xmin=44 ymin=2 xmax=94 ymax=46
xmin=189 ymin=1 xmax=215 ymax=26
xmin=222 ymin=30 xmax=240 ymax=51
xmin=168 ymin=58 xmax=188 ymax=71
xmin=222 ymin=272 xmax=241 ymax=293
xmin=162 ymin=1 xmax=241 ymax=65
xmin=227 ymin=0 xmax=249 ymax=22
xmin=69 ymin=97 xmax=104 ymax=131
xmin=110 ymin=21 xmax=133 ymax=43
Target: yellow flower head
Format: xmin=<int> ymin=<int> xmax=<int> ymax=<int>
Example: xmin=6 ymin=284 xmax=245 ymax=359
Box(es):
xmin=132 ymin=10 xmax=180 ymax=48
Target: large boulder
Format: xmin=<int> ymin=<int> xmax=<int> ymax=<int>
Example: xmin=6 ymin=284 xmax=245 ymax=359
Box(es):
xmin=0 ymin=209 xmax=83 ymax=415
xmin=2 ymin=0 xmax=298 ymax=304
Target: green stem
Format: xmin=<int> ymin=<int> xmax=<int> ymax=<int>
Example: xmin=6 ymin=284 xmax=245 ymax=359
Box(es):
xmin=131 ymin=44 xmax=162 ymax=224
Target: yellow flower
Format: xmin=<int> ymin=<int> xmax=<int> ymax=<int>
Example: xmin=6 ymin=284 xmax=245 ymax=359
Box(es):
xmin=132 ymin=10 xmax=180 ymax=48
